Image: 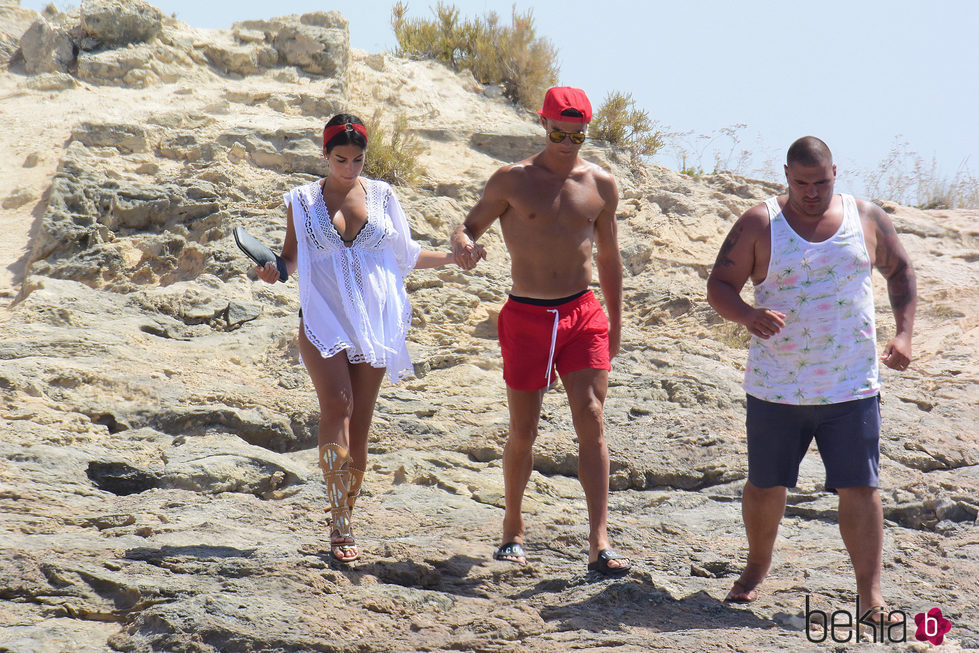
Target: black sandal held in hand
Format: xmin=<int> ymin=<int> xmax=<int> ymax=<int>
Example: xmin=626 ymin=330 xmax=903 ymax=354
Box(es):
xmin=588 ymin=549 xmax=631 ymax=576
xmin=233 ymin=226 xmax=288 ymax=282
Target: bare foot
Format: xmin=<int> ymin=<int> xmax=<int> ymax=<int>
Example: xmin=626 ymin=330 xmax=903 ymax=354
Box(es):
xmin=865 ymin=604 xmax=903 ymax=627
xmin=725 ymin=561 xmax=768 ymax=603
xmin=725 ymin=579 xmax=760 ymax=603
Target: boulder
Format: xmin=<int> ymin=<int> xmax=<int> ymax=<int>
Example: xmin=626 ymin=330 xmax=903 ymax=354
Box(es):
xmin=19 ymin=70 xmax=77 ymax=89
xmin=0 ymin=4 xmax=38 ymax=68
xmin=272 ymin=22 xmax=348 ymax=77
xmin=75 ymin=41 xmax=201 ymax=87
xmin=298 ymin=11 xmax=348 ymax=30
xmin=79 ymin=0 xmax=163 ymax=46
xmin=203 ymin=42 xmax=278 ymax=76
xmin=70 ymin=121 xmax=150 ymax=153
xmin=161 ymin=434 xmax=309 ymax=495
xmin=20 ymin=17 xmax=75 ymax=74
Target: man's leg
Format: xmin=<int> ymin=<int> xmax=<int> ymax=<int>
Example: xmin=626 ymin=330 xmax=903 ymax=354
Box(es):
xmin=561 ymin=368 xmax=628 ymax=570
xmin=814 ymin=396 xmax=885 ymax=611
xmin=498 ymin=386 xmax=545 ymax=563
xmin=837 ymin=486 xmax=884 ymax=608
xmin=728 ymin=480 xmax=787 ymax=601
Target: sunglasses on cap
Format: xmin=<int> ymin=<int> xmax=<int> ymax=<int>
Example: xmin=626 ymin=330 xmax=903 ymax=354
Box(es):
xmin=548 ymin=129 xmax=586 ymax=145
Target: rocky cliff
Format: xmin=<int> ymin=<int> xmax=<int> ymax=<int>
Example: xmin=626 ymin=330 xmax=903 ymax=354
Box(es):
xmin=1 ymin=2 xmax=977 ymax=651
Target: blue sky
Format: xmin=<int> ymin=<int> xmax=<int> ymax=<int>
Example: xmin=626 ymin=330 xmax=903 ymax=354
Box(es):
xmin=23 ymin=0 xmax=979 ymax=198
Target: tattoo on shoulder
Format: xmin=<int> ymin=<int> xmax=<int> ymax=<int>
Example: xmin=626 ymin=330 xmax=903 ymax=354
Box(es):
xmin=716 ymin=224 xmax=743 ymax=267
xmin=870 ymin=206 xmax=898 ymax=236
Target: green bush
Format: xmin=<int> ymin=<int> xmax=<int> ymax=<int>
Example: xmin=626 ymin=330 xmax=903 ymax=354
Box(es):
xmin=590 ymin=91 xmax=665 ymax=159
xmin=363 ymin=112 xmax=425 ymax=186
xmin=391 ymin=2 xmax=558 ymax=110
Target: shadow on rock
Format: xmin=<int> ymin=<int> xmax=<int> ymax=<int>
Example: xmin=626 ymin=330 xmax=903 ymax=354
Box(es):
xmin=537 ymin=578 xmax=776 ymax=634
xmin=125 ymin=545 xmax=258 ymax=562
xmin=317 ymin=554 xmax=492 ymax=599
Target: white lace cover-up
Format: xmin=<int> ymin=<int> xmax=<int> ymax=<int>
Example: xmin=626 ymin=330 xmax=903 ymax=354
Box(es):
xmin=285 ymin=178 xmax=421 ymax=382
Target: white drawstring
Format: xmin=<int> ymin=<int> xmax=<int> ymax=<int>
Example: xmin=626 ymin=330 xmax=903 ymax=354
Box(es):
xmin=545 ymin=309 xmax=560 ymax=387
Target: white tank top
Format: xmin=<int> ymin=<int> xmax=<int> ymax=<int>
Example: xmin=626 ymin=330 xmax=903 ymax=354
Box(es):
xmin=743 ymin=194 xmax=880 ymax=404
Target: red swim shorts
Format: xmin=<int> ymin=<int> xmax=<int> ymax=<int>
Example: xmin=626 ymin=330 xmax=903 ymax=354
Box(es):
xmin=497 ymin=290 xmax=611 ymax=392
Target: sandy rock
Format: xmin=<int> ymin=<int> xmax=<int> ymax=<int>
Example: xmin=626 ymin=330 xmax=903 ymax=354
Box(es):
xmin=364 ymin=52 xmax=386 ymax=72
xmin=70 ymin=120 xmax=149 ymax=153
xmin=75 ymin=41 xmax=202 ymax=87
xmin=161 ymin=433 xmax=308 ymax=495
xmin=216 ymin=127 xmax=331 ymax=176
xmin=203 ymin=41 xmax=277 ymax=76
xmin=232 ymin=26 xmax=265 ymax=44
xmin=79 ymin=0 xmax=163 ymax=47
xmin=20 ymin=17 xmax=74 ymax=74
xmin=2 ymin=185 xmax=33 ymax=209
xmin=0 ymin=4 xmax=38 ymax=68
xmin=19 ymin=70 xmax=76 ymax=89
xmin=272 ymin=22 xmax=348 ymax=78
xmin=299 ymin=11 xmax=348 ymax=30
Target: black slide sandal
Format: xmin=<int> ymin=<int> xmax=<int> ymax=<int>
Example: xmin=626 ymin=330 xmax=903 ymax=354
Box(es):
xmin=233 ymin=226 xmax=288 ymax=282
xmin=493 ymin=542 xmax=527 ymax=564
xmin=587 ymin=548 xmax=631 ymax=576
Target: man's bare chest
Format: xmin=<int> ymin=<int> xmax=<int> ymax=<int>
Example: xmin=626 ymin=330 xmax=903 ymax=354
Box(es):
xmin=507 ymin=187 xmax=603 ymax=231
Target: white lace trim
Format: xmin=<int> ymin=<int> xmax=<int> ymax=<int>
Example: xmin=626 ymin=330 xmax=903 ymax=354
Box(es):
xmin=288 ymin=178 xmax=415 ymax=382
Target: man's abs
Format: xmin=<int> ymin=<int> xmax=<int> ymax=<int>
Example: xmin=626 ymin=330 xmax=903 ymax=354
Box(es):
xmin=503 ymin=229 xmax=594 ymax=298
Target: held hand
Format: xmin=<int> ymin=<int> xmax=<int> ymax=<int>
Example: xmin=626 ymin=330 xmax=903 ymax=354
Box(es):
xmin=880 ymin=333 xmax=912 ymax=371
xmin=256 ymin=261 xmax=280 ymax=284
xmin=452 ymin=238 xmax=486 ymax=270
xmin=472 ymin=242 xmax=487 ymax=264
xmin=744 ymin=308 xmax=786 ymax=339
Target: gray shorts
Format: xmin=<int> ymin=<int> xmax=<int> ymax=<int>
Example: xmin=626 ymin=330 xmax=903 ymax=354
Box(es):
xmin=746 ymin=394 xmax=881 ymax=490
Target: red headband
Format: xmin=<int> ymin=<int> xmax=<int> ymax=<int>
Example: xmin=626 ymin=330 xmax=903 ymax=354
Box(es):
xmin=323 ymin=122 xmax=368 ymax=155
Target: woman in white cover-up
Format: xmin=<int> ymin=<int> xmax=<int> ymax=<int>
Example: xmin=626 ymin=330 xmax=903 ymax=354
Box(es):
xmin=257 ymin=113 xmax=461 ymax=563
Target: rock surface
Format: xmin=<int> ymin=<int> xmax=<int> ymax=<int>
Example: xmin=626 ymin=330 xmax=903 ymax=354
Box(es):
xmin=1 ymin=3 xmax=977 ymax=652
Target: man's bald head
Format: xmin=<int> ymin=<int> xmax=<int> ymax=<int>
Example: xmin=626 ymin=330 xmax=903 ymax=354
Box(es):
xmin=786 ymin=136 xmax=833 ymax=167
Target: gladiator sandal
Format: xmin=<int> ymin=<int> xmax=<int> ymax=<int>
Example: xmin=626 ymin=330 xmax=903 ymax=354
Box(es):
xmin=347 ymin=466 xmax=365 ymax=515
xmin=319 ymin=443 xmax=357 ymax=562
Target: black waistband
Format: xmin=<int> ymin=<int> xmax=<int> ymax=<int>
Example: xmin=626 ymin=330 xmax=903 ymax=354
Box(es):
xmin=508 ymin=289 xmax=589 ymax=307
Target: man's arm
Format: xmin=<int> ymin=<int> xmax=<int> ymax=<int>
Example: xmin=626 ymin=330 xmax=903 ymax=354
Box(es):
xmin=864 ymin=201 xmax=917 ymax=370
xmin=450 ymin=167 xmax=511 ymax=270
xmin=593 ymin=171 xmax=622 ymax=358
xmin=706 ymin=205 xmax=786 ymax=338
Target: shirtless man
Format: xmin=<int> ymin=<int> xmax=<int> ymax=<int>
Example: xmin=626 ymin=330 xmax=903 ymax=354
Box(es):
xmin=707 ymin=136 xmax=916 ymax=619
xmin=451 ymin=87 xmax=630 ymax=575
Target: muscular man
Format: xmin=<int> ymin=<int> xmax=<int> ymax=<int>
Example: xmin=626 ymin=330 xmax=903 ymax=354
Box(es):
xmin=707 ymin=136 xmax=916 ymax=617
xmin=451 ymin=87 xmax=630 ymax=575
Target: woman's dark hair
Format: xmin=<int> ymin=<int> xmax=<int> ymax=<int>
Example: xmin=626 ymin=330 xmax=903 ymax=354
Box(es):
xmin=323 ymin=113 xmax=368 ymax=154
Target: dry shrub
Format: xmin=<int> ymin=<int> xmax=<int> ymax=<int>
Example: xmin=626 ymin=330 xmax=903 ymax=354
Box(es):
xmin=364 ymin=112 xmax=424 ymax=186
xmin=391 ymin=2 xmax=558 ymax=110
xmin=590 ymin=91 xmax=666 ymax=160
xmin=862 ymin=136 xmax=979 ymax=209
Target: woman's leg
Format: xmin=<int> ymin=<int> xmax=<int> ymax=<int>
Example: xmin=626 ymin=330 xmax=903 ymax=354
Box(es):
xmin=298 ymin=325 xmax=358 ymax=561
xmin=345 ymin=361 xmax=386 ymax=515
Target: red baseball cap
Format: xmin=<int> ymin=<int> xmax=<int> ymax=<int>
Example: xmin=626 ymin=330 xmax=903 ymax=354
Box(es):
xmin=538 ymin=86 xmax=592 ymax=123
